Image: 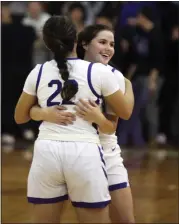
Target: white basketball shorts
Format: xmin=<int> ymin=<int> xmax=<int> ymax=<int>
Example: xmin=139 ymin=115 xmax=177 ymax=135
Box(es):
xmin=104 ymin=145 xmax=130 ymax=191
xmin=27 ymin=140 xmax=111 ymax=208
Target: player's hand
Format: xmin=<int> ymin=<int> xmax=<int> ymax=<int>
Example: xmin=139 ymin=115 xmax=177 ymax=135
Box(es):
xmin=75 ymin=99 xmax=104 ymax=124
xmin=42 ymin=105 xmax=76 ymax=125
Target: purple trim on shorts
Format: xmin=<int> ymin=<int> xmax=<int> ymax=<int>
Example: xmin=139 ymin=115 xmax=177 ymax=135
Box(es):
xmin=109 ymin=182 xmax=128 ymax=191
xmin=35 ymin=64 xmax=44 ymax=93
xmin=98 ymin=146 xmax=107 ymax=179
xmin=71 ymin=200 xmax=111 ymax=208
xmin=98 ymin=146 xmax=106 ymax=166
xmin=27 ymin=194 xmax=68 ymax=204
xmin=102 ymin=167 xmax=108 ymax=179
xmin=87 ymin=62 xmax=102 ymax=99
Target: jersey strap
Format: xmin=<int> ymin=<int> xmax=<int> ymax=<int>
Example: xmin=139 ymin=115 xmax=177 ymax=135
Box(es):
xmin=35 ymin=64 xmax=44 ymax=93
xmin=87 ymin=62 xmax=102 ymax=99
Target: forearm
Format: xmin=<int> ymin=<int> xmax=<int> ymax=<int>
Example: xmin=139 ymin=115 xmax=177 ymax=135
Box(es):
xmin=15 ymin=112 xmax=31 ymax=124
xmin=96 ymin=115 xmax=116 ymax=134
xmin=94 ymin=113 xmax=117 ymax=134
xmin=123 ymin=78 xmax=134 ymax=116
xmin=30 ymin=105 xmax=45 ymax=121
xmin=14 ymin=92 xmax=37 ymax=124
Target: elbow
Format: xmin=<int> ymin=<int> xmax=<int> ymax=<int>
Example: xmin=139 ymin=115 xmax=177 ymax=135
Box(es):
xmin=14 ymin=113 xmax=30 ymax=124
xmin=15 ymin=119 xmax=27 ymax=125
xmin=122 ymin=110 xmax=132 ymax=120
xmin=117 ymin=106 xmax=133 ymax=120
xmin=122 ymin=100 xmax=134 ymax=120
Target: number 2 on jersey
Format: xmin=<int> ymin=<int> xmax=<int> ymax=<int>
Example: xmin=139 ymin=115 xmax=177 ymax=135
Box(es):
xmin=47 ymin=79 xmax=78 ymax=106
xmin=47 ymin=80 xmax=62 ymax=107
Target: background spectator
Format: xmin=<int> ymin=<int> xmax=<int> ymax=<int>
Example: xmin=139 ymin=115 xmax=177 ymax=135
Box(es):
xmin=2 ymin=3 xmax=37 ymax=151
xmin=22 ymin=1 xmax=51 ymax=65
xmin=67 ymin=3 xmax=86 ymax=33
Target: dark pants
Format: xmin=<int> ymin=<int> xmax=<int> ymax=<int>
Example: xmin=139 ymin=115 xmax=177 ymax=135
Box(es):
xmin=2 ymin=71 xmax=39 ymax=138
xmin=117 ymin=75 xmax=163 ymax=146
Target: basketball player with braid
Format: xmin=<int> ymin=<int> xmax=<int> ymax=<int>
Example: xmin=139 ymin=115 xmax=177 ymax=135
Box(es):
xmin=29 ymin=24 xmax=135 ymax=223
xmin=15 ymin=17 xmax=134 ymax=223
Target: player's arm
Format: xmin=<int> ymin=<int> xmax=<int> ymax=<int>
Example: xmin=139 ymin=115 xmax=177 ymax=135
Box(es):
xmin=94 ymin=64 xmax=134 ymax=120
xmin=15 ymin=65 xmax=39 ymax=124
xmin=89 ymin=78 xmax=133 ymax=134
xmin=104 ymin=71 xmax=134 ymax=120
xmin=104 ymin=86 xmax=134 ymax=120
xmin=75 ymin=99 xmax=118 ymax=134
xmin=98 ymin=114 xmax=118 ymax=134
xmin=30 ymin=104 xmax=76 ymax=125
xmin=14 ymin=92 xmax=37 ymax=124
xmin=102 ymin=73 xmax=134 ymax=119
xmin=123 ymin=77 xmax=134 ymax=111
xmin=96 ymin=77 xmax=133 ymax=133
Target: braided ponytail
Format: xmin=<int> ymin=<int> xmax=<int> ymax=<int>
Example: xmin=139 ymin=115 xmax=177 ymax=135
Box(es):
xmin=54 ymin=44 xmax=78 ymax=101
xmin=43 ymin=15 xmax=78 ymax=101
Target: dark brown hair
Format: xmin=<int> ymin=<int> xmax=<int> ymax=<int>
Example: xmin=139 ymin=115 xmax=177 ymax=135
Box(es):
xmin=77 ymin=24 xmax=114 ymax=59
xmin=43 ymin=15 xmax=78 ymax=101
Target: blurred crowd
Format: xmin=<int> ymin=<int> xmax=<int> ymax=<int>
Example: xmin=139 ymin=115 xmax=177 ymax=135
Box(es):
xmin=2 ymin=1 xmax=179 ymax=152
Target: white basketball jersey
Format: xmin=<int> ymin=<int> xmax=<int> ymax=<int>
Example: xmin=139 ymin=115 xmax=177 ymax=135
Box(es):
xmin=99 ymin=65 xmax=125 ymax=150
xmin=23 ymin=58 xmax=120 ymax=143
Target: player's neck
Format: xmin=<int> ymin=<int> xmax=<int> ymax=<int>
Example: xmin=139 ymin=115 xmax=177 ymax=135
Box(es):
xmin=66 ymin=52 xmax=78 ymax=59
xmin=84 ymin=55 xmax=95 ymax=63
xmin=67 ymin=45 xmax=78 ymax=59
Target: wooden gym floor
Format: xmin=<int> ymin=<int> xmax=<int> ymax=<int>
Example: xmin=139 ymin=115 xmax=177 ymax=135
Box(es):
xmin=2 ymin=147 xmax=179 ymax=223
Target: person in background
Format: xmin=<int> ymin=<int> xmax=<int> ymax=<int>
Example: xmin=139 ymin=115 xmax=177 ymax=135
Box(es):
xmin=95 ymin=15 xmax=113 ymax=29
xmin=68 ymin=3 xmax=86 ymax=33
xmin=62 ymin=1 xmax=106 ymax=25
xmin=116 ymin=6 xmax=164 ymax=147
xmin=2 ymin=3 xmax=36 ymax=152
xmin=158 ymin=2 xmax=179 ymax=147
xmin=22 ymin=1 xmax=51 ymax=65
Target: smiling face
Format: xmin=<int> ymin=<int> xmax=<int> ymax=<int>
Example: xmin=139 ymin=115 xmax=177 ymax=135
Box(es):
xmin=84 ymin=30 xmax=115 ymax=65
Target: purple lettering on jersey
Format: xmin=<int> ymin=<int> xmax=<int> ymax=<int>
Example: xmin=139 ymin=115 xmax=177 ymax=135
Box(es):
xmin=47 ymin=79 xmax=78 ymax=106
xmin=47 ymin=80 xmax=62 ymax=107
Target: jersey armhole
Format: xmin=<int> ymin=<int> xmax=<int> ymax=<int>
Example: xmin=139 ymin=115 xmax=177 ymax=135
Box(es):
xmin=87 ymin=62 xmax=102 ymax=99
xmin=35 ymin=64 xmax=44 ymax=93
